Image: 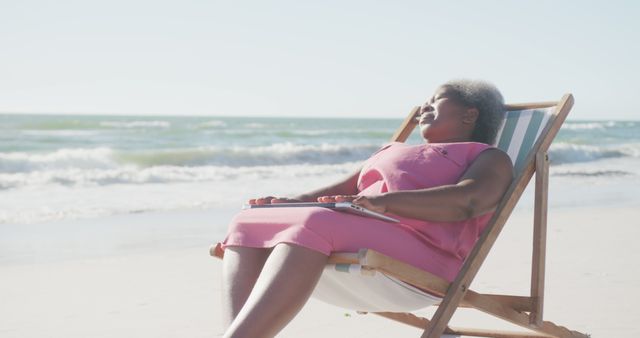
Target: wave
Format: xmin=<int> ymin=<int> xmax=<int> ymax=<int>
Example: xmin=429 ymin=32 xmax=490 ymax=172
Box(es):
xmin=206 ymin=128 xmax=392 ymax=138
xmin=0 ymin=143 xmax=380 ymax=173
xmin=0 ymin=162 xmax=359 ymax=190
xmin=0 ymin=160 xmax=356 ymax=224
xmin=195 ymin=120 xmax=227 ymax=128
xmin=274 ymin=129 xmax=392 ymax=138
xmin=0 ymin=147 xmax=117 ymax=173
xmin=18 ymin=119 xmax=98 ymax=130
xmin=17 ymin=119 xmax=172 ymax=130
xmin=99 ymin=120 xmax=171 ymax=128
xmin=3 ymin=141 xmax=639 ymax=177
xmin=243 ymin=122 xmax=268 ymax=128
xmin=561 ymin=121 xmax=619 ymax=130
xmin=21 ymin=130 xmax=98 ymax=137
xmin=115 ymin=143 xmax=378 ymax=167
xmin=548 ymin=143 xmax=639 ymax=165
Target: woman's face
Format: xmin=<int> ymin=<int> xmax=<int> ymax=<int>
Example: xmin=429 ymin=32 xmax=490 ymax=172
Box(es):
xmin=417 ymin=86 xmax=475 ymax=143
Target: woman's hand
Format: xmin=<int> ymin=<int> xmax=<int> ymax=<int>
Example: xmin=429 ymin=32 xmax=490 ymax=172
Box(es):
xmin=248 ymin=196 xmax=304 ymax=205
xmin=317 ymin=194 xmax=388 ymax=214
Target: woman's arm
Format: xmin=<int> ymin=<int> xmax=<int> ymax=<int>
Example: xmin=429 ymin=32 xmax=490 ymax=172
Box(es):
xmin=325 ymin=149 xmax=514 ymax=221
xmin=379 ymin=148 xmax=514 ymax=222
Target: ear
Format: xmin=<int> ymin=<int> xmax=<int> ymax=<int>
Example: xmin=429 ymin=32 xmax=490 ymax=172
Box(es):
xmin=462 ymin=107 xmax=479 ymax=124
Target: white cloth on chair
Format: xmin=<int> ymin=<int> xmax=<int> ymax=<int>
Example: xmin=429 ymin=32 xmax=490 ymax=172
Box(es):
xmin=311 ymin=263 xmax=442 ymax=312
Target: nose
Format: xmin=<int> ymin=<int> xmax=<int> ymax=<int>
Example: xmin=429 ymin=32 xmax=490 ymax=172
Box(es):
xmin=415 ymin=109 xmax=431 ymax=122
xmin=415 ymin=105 xmax=433 ymax=119
xmin=414 ymin=103 xmax=434 ymax=121
xmin=420 ymin=105 xmax=434 ymax=114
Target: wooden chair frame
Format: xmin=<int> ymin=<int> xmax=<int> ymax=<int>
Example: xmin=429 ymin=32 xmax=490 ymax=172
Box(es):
xmin=212 ymin=94 xmax=591 ymax=338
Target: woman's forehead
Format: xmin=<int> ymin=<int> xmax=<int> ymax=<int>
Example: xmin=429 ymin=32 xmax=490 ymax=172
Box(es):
xmin=426 ymin=86 xmax=454 ymax=103
xmin=432 ymin=86 xmax=450 ymax=97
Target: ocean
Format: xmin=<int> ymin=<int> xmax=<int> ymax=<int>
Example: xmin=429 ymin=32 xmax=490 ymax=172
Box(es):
xmin=1 ymin=114 xmax=639 ymax=224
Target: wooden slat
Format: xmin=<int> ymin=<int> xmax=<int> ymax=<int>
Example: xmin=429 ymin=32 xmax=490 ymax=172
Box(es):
xmin=390 ymin=106 xmax=421 ymax=142
xmin=420 ymin=94 xmax=575 ymax=338
xmin=532 ymin=95 xmax=574 ymax=160
xmin=456 ymin=294 xmax=533 ymax=313
xmin=326 ymin=252 xmax=359 ymax=264
xmin=372 ymin=312 xmax=556 ymax=337
xmin=446 ymin=327 xmax=554 ymax=338
xmin=359 ymin=248 xmax=451 ymax=298
xmin=372 ymin=311 xmax=432 ymax=330
xmin=446 ymin=327 xmax=553 ymax=338
xmin=504 ymin=102 xmax=558 ymax=110
xmin=462 ymin=287 xmax=587 ymax=338
xmin=359 ymin=249 xmax=538 ymax=315
xmin=531 ymin=151 xmax=549 ymax=327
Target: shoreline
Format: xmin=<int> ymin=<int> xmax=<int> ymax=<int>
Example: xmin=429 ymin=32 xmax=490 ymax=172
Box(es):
xmin=0 ymin=207 xmax=236 ymax=266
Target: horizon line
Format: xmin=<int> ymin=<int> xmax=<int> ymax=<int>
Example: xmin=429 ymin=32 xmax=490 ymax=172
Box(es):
xmin=0 ymin=111 xmax=637 ymax=122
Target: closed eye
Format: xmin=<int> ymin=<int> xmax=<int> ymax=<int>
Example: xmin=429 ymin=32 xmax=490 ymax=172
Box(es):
xmin=418 ymin=95 xmax=446 ymax=119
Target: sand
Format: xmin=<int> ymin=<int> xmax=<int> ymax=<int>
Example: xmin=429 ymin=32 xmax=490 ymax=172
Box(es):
xmin=1 ymin=204 xmax=638 ymax=337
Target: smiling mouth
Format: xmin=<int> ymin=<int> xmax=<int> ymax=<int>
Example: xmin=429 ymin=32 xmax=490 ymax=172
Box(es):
xmin=419 ymin=114 xmax=435 ymax=124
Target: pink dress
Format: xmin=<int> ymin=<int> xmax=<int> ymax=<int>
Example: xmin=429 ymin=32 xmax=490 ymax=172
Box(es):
xmin=219 ymin=141 xmax=497 ymax=282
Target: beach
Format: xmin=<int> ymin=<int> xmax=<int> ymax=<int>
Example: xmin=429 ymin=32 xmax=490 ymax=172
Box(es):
xmin=1 ymin=200 xmax=639 ymax=337
xmin=3 ymin=0 xmax=640 ymax=335
xmin=2 ymin=114 xmax=640 ymax=337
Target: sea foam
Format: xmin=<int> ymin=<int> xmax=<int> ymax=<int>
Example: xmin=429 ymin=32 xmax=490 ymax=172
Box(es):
xmin=0 ymin=143 xmax=379 ymax=174
xmin=548 ymin=143 xmax=637 ymax=165
xmin=0 ymin=161 xmax=361 ymax=190
xmin=3 ymin=114 xmax=639 ymax=224
xmin=99 ymin=120 xmax=171 ymax=128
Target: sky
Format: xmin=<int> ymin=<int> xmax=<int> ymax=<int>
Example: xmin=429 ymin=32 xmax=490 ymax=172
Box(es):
xmin=1 ymin=0 xmax=639 ymax=120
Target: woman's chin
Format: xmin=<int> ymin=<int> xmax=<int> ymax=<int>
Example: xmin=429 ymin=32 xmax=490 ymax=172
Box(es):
xmin=418 ymin=125 xmax=430 ymax=137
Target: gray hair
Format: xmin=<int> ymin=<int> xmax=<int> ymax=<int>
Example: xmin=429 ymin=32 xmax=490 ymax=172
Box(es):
xmin=441 ymin=79 xmax=505 ymax=145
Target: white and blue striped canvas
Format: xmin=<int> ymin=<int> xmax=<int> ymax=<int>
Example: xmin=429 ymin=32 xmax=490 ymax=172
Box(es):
xmin=493 ymin=107 xmax=556 ymax=173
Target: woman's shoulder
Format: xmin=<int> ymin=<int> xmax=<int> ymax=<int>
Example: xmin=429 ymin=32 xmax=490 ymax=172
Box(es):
xmin=471 ymin=146 xmax=514 ymax=172
xmin=370 ymin=141 xmax=409 ymax=154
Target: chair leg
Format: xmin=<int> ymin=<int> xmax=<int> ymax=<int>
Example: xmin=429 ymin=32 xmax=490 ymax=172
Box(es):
xmin=530 ymin=151 xmax=549 ymax=327
xmin=419 ymin=280 xmax=464 ymax=338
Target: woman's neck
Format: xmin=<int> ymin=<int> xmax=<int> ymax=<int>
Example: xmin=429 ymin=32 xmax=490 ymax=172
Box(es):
xmin=424 ymin=136 xmax=472 ymax=144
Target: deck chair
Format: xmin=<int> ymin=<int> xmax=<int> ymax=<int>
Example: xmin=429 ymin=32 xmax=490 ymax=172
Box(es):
xmin=210 ymin=94 xmax=591 ymax=338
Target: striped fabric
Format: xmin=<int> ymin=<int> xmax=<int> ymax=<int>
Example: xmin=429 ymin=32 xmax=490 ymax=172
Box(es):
xmin=493 ymin=107 xmax=556 ymax=173
xmin=311 ymin=106 xmax=558 ymax=313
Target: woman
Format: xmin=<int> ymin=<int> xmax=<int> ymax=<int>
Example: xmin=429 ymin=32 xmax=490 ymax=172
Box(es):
xmin=218 ymin=79 xmax=514 ymax=338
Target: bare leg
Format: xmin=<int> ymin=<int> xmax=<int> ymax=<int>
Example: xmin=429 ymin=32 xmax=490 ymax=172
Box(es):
xmin=221 ymin=246 xmax=273 ymax=328
xmin=223 ymin=243 xmax=329 ymax=338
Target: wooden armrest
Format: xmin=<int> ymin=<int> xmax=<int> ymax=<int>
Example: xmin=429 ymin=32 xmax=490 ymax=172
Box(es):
xmin=357 ymin=248 xmax=451 ymax=298
xmin=327 ymin=251 xmax=360 ymax=264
